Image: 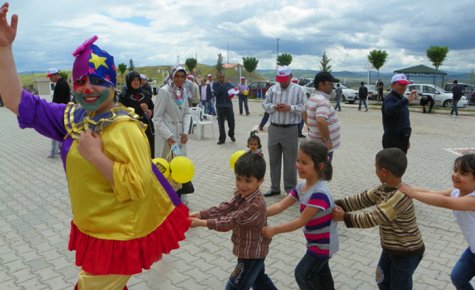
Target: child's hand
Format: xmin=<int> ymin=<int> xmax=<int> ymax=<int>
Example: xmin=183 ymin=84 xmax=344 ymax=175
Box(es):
xmin=399 ymin=183 xmax=415 ymax=198
xmin=77 ymin=129 xmax=103 ymax=162
xmin=262 ymin=226 xmax=274 ymax=239
xmin=332 ymin=205 xmax=345 ymax=221
xmin=189 ymin=211 xmax=201 ymax=219
xmin=189 ymin=217 xmax=206 ymax=228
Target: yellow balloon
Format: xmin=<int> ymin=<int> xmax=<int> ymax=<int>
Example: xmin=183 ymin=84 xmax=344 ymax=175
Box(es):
xmin=153 ymin=157 xmax=170 ymax=179
xmin=229 ymin=150 xmax=247 ymax=170
xmin=170 ymin=156 xmax=195 ymax=183
xmin=243 ymin=90 xmax=249 ymax=96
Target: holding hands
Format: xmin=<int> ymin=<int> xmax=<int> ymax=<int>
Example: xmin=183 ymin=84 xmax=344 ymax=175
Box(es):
xmin=189 ymin=212 xmax=206 ymax=228
xmin=332 ymin=205 xmax=345 ymax=221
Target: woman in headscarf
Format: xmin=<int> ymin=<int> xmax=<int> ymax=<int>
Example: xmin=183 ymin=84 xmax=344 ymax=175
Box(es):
xmin=118 ymin=71 xmax=155 ymax=157
xmin=153 ymin=66 xmax=192 ymax=159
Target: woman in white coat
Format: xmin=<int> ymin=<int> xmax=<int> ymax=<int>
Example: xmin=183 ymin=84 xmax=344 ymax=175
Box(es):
xmin=153 ymin=66 xmax=192 ymax=159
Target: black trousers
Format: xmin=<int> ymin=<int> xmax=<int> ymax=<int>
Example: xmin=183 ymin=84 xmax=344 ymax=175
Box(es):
xmin=382 ymin=133 xmax=410 ymax=154
xmin=217 ymin=107 xmax=235 ymax=142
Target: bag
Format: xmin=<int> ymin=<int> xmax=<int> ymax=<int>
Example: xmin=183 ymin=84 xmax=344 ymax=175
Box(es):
xmin=176 ymin=181 xmax=194 ymax=195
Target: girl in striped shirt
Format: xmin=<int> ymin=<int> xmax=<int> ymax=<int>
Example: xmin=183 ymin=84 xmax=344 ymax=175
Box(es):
xmin=263 ymin=140 xmax=339 ymax=290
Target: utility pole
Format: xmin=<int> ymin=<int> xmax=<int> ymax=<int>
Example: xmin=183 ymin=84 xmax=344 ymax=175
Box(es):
xmin=227 ymin=38 xmax=229 ymax=64
xmin=276 ymin=38 xmax=280 ymax=70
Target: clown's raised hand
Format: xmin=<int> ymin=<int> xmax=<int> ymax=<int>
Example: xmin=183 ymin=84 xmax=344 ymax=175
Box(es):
xmin=0 ymin=3 xmax=18 ymax=47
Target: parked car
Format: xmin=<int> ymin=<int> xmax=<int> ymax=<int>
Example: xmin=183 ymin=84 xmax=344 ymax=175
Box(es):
xmin=444 ymin=82 xmax=475 ymax=105
xmin=404 ymin=84 xmax=468 ymax=108
xmin=366 ymin=84 xmax=378 ymax=100
xmin=248 ymin=81 xmax=274 ymax=98
xmin=302 ymin=82 xmax=359 ymax=103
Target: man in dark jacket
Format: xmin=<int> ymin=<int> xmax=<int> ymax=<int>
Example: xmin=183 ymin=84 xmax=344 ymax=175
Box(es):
xmin=213 ymin=72 xmax=236 ymax=145
xmin=47 ymin=68 xmax=71 ymax=158
xmin=358 ymin=81 xmax=368 ymax=112
xmin=450 ymin=80 xmax=463 ymax=117
xmin=381 ymin=74 xmax=416 ymax=154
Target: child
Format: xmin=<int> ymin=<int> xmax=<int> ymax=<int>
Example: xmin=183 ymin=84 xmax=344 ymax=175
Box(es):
xmin=400 ymin=154 xmax=475 ymax=290
xmin=189 ymin=152 xmax=277 ymax=290
xmin=262 ymin=140 xmax=338 ymax=290
xmin=0 ymin=4 xmax=189 ymax=289
xmin=247 ymin=130 xmax=262 ymax=154
xmin=333 ymin=148 xmax=424 ymax=290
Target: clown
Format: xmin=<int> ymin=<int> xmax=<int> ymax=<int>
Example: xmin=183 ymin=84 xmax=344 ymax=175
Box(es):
xmin=0 ymin=4 xmax=189 ymax=289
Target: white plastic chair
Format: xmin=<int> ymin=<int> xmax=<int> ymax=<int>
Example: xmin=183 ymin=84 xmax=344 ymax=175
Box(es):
xmin=189 ymin=106 xmax=215 ymax=140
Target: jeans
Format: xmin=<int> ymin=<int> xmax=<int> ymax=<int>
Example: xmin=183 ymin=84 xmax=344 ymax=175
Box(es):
xmin=451 ymin=247 xmax=475 ymax=290
xmin=376 ymin=250 xmax=423 ymax=290
xmin=225 ymin=258 xmax=277 ymax=290
xmin=258 ymin=112 xmax=269 ymax=130
xmin=208 ymin=98 xmax=216 ymax=115
xmin=359 ymin=98 xmax=368 ymax=110
xmin=451 ymin=98 xmax=460 ymax=116
xmin=49 ymin=139 xmax=60 ymax=158
xmin=295 ymin=251 xmax=334 ymax=290
xmin=238 ymin=94 xmax=249 ymax=115
xmin=334 ymin=98 xmax=341 ymax=111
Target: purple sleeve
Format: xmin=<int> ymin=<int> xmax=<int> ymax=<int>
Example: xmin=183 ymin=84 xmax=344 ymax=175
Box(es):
xmin=17 ymin=90 xmax=68 ymax=141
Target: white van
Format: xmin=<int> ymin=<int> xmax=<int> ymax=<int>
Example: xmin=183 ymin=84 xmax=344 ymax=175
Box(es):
xmin=404 ymin=83 xmax=468 ymax=108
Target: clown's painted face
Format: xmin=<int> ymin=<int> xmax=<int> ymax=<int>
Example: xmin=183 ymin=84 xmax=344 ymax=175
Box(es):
xmin=73 ymin=75 xmax=114 ymax=113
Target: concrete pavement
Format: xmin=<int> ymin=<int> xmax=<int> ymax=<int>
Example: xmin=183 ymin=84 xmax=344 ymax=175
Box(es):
xmin=1 ymin=99 xmax=474 ymax=289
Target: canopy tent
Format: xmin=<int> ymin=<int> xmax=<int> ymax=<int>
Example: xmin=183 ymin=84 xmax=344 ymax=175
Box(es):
xmin=394 ymin=64 xmax=447 ymax=87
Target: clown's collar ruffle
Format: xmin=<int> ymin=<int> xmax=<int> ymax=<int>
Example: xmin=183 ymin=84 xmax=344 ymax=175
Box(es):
xmin=64 ymin=103 xmax=146 ymax=140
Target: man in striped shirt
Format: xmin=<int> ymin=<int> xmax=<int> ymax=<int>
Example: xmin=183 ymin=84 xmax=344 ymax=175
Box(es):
xmin=333 ymin=148 xmax=425 ymax=290
xmin=262 ymin=66 xmax=306 ymax=197
xmin=304 ymin=71 xmax=340 ymax=161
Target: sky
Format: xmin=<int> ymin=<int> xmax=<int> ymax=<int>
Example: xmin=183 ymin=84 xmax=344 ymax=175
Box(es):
xmin=8 ymin=0 xmax=475 ymax=74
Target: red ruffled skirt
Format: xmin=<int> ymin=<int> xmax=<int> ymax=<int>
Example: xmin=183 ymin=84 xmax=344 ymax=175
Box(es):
xmin=68 ymin=203 xmax=190 ymax=275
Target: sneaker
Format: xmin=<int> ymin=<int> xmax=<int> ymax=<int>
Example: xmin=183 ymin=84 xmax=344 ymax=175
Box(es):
xmin=365 ymin=108 xmax=368 ymax=112
xmin=217 ymin=140 xmax=225 ymax=145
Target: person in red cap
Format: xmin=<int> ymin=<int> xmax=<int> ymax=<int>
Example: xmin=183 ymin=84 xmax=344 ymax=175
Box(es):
xmin=381 ymin=73 xmax=417 ymax=153
xmin=262 ymin=66 xmax=306 ymax=197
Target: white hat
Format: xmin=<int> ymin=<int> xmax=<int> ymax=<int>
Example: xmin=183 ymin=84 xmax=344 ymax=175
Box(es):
xmin=140 ymin=73 xmax=147 ymax=80
xmin=391 ymin=73 xmax=412 ymax=85
xmin=47 ymin=68 xmax=60 ymax=77
xmin=275 ymin=66 xmax=292 ymax=83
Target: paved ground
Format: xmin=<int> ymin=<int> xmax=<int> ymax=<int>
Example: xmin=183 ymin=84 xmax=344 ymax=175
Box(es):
xmin=1 ymin=99 xmax=474 ymax=290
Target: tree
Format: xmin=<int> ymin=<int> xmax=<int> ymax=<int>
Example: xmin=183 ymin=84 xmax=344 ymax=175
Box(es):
xmin=242 ymin=57 xmax=259 ymax=81
xmin=117 ymin=63 xmax=127 ymax=87
xmin=128 ymin=59 xmax=135 ymax=72
xmin=320 ymin=51 xmax=332 ymax=72
xmin=185 ymin=58 xmax=197 ymax=75
xmin=277 ymin=53 xmax=292 ymax=66
xmin=215 ymin=53 xmax=224 ymax=74
xmin=426 ymin=46 xmax=449 ymax=70
xmin=368 ymin=49 xmax=388 ymax=79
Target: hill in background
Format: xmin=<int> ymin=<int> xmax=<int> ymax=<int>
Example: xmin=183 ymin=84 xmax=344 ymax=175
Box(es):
xmin=19 ymin=64 xmax=475 ymax=90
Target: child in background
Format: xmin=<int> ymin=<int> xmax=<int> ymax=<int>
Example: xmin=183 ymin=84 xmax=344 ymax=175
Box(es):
xmin=333 ymin=148 xmax=424 ymax=290
xmin=189 ymin=152 xmax=277 ymax=290
xmin=400 ymin=154 xmax=475 ymax=290
xmin=262 ymin=140 xmax=338 ymax=290
xmin=247 ymin=130 xmax=262 ymax=154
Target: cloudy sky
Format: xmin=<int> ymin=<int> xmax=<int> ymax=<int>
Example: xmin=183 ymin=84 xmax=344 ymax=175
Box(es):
xmin=8 ymin=0 xmax=475 ymax=74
